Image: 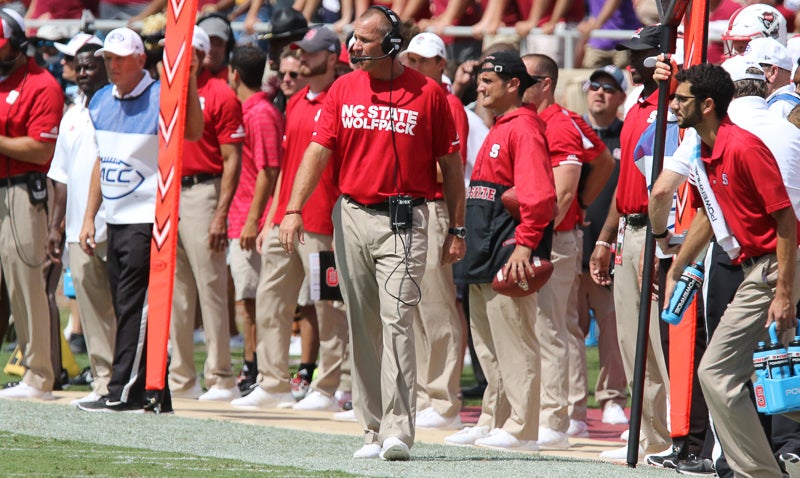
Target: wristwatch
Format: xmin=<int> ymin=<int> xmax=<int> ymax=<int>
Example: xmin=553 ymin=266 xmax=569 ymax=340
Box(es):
xmin=448 ymin=227 xmax=467 ymax=239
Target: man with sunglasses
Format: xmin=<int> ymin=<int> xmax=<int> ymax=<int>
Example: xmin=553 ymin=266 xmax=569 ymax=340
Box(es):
xmin=578 ymin=65 xmax=630 ymax=430
xmin=744 ymin=37 xmax=800 ymax=118
xmin=521 ymin=53 xmax=612 ymax=450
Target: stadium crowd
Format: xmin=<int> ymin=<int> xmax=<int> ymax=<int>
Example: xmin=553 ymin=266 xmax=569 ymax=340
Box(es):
xmin=1 ymin=0 xmax=800 ymax=475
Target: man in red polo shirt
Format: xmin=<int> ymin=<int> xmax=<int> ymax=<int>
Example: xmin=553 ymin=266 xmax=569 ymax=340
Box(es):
xmin=0 ymin=9 xmax=63 ymax=400
xmin=399 ymin=31 xmax=469 ymax=431
xmin=227 ymin=45 xmax=284 ymax=394
xmin=664 ymin=62 xmax=800 ymax=478
xmin=589 ymin=24 xmax=670 ymax=460
xmin=279 ymin=7 xmax=465 ymax=461
xmin=231 ymin=26 xmax=349 ymax=413
xmin=522 ymin=52 xmax=612 ymax=449
xmin=168 ymin=27 xmax=244 ymax=402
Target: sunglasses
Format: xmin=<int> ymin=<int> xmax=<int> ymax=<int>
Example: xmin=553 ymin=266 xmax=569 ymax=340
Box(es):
xmin=588 ymin=81 xmax=620 ymax=93
xmin=280 ymin=70 xmax=299 ymax=79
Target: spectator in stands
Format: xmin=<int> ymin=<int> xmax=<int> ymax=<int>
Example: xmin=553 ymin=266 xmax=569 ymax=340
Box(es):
xmin=577 ymin=0 xmax=641 ymax=69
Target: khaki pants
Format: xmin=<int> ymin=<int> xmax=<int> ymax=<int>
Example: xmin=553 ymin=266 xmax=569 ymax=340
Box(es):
xmin=577 ymin=273 xmax=627 ymax=409
xmin=255 ymin=226 xmax=348 ymax=397
xmin=470 ymin=283 xmax=540 ymax=441
xmin=414 ymin=200 xmax=463 ymax=418
xmin=68 ymin=242 xmax=115 ymax=395
xmin=699 ymin=254 xmax=800 ymax=478
xmin=0 ymin=184 xmax=53 ymax=391
xmin=169 ymin=179 xmax=234 ymax=392
xmin=614 ymin=224 xmax=670 ymax=452
xmin=537 ymin=229 xmax=582 ymax=431
xmin=332 ymin=197 xmax=428 ymax=447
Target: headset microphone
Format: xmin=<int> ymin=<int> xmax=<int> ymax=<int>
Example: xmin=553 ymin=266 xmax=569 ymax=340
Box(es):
xmin=350 ymin=50 xmax=393 ymax=64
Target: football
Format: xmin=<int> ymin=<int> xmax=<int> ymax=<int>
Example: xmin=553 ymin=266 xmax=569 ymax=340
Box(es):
xmin=501 ymin=187 xmax=520 ymax=221
xmin=491 ymin=256 xmax=554 ymax=297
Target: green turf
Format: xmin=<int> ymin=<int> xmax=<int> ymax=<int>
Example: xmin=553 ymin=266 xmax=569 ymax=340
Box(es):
xmin=0 ymin=399 xmax=665 ymax=478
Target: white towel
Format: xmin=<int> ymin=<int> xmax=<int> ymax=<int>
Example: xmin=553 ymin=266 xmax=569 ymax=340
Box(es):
xmin=689 ymin=143 xmax=741 ymax=259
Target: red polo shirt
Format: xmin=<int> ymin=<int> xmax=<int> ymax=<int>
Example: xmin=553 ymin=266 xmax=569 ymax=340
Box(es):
xmin=690 ymin=118 xmax=796 ymax=263
xmin=617 ymin=89 xmax=658 ymax=215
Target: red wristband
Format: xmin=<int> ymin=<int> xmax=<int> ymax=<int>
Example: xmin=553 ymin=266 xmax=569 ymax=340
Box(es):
xmin=285 ymin=210 xmax=302 ymax=216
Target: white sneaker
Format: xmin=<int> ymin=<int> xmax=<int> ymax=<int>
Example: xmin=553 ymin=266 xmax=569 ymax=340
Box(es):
xmin=293 ymin=391 xmax=340 ymax=411
xmin=230 ymin=386 xmax=295 ymax=409
xmin=171 ymin=381 xmax=203 ymax=399
xmin=620 ymin=429 xmax=629 ymax=441
xmin=475 ymin=428 xmax=539 ymax=452
xmin=537 ymin=427 xmax=570 ymax=449
xmin=380 ymin=437 xmax=411 ymax=461
xmin=353 ymin=443 xmax=381 ymax=459
xmin=600 ymin=444 xmax=644 ymax=461
xmin=0 ymin=382 xmax=54 ymax=400
xmin=602 ymin=402 xmax=629 ymax=425
xmin=566 ymin=419 xmax=589 ymax=438
xmin=333 ymin=409 xmax=357 ymax=422
xmin=415 ymin=407 xmax=463 ymax=430
xmin=444 ymin=425 xmax=490 ymax=446
xmin=198 ymin=385 xmax=241 ymax=402
xmin=70 ymin=391 xmax=101 ymax=406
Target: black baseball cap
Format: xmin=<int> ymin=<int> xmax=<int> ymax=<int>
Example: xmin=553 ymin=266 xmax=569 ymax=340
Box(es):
xmin=263 ymin=8 xmax=308 ymax=40
xmin=479 ymin=50 xmax=537 ymax=90
xmin=615 ymin=25 xmax=663 ymax=51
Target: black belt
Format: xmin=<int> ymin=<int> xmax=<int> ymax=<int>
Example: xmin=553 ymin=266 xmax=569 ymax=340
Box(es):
xmin=741 ymin=254 xmax=767 ymax=269
xmin=626 ymin=213 xmax=648 ymax=228
xmin=0 ymin=175 xmax=28 ymax=188
xmin=347 ymin=195 xmax=427 ymax=213
xmin=181 ymin=173 xmax=221 ymax=187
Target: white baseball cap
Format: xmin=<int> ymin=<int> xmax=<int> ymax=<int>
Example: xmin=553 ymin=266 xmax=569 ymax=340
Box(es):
xmin=744 ymin=36 xmax=793 ymax=71
xmin=95 ymin=28 xmax=144 ymax=57
xmin=55 ymin=32 xmax=103 ymax=56
xmin=399 ymin=32 xmax=447 ymax=61
xmin=192 ymin=27 xmax=210 ymax=55
xmin=721 ymin=54 xmax=766 ymax=82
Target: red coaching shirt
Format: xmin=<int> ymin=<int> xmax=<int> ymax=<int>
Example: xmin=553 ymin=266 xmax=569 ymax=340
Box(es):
xmin=617 ymin=90 xmax=658 ymax=215
xmin=275 ymin=85 xmax=341 ymax=236
xmin=433 ymin=87 xmax=470 ymax=201
xmin=312 ymin=68 xmax=459 ymax=205
xmin=470 ymin=105 xmax=555 ymax=249
xmin=182 ymin=69 xmax=245 ymax=176
xmin=0 ymin=57 xmax=63 ymax=177
xmin=228 ymin=92 xmax=284 ymax=239
xmin=690 ymin=118 xmax=796 ymax=263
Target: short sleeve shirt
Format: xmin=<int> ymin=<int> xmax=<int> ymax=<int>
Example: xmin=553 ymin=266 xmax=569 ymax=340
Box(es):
xmin=617 ymin=89 xmax=658 ymax=215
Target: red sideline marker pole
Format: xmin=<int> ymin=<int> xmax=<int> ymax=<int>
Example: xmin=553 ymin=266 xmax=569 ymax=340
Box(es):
xmin=146 ymin=0 xmax=198 ymax=394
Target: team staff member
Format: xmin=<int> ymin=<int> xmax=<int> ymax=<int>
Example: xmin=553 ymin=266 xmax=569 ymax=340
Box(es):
xmin=77 ymin=27 xmax=203 ymax=412
xmin=663 ymin=62 xmax=800 ymax=478
xmin=589 ymin=25 xmax=670 ymax=460
xmin=232 ymin=26 xmax=348 ymax=412
xmin=197 ymin=14 xmax=235 ymax=80
xmin=399 ymin=31 xmax=469 ymax=431
xmin=521 ymin=52 xmax=611 ymax=449
xmin=227 ymin=45 xmax=284 ymax=394
xmin=169 ymin=27 xmax=243 ymax=402
xmin=0 ymin=9 xmax=63 ymax=401
xmin=279 ymin=7 xmax=465 ymax=461
xmin=46 ymin=43 xmax=116 ymax=406
xmin=446 ymin=50 xmax=556 ymax=452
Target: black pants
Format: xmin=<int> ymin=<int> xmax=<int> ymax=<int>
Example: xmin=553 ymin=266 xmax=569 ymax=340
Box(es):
xmin=106 ymin=223 xmax=152 ymax=405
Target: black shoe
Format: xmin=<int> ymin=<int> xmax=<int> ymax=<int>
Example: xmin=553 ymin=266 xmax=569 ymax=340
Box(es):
xmin=461 ymin=383 xmax=486 ymax=399
xmin=236 ymin=361 xmax=257 ymax=393
xmin=646 ymin=446 xmax=683 ymax=469
xmin=676 ymin=455 xmax=715 ymax=475
xmin=77 ymin=396 xmax=145 ymax=413
xmin=69 ymin=367 xmax=94 ymax=386
xmin=69 ymin=334 xmax=87 ymax=354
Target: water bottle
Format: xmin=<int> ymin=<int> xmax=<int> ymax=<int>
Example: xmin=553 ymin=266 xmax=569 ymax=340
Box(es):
xmin=766 ymin=339 xmax=792 ymax=380
xmin=788 ymin=335 xmax=800 ymax=377
xmin=661 ymin=262 xmax=705 ymax=325
xmin=754 ymin=341 xmax=770 ymax=380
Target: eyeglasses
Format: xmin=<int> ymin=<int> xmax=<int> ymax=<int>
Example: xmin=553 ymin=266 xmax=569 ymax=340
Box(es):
xmin=280 ymin=70 xmax=299 ymax=79
xmin=588 ymin=81 xmax=619 ymax=93
xmin=673 ymin=94 xmax=697 ymax=104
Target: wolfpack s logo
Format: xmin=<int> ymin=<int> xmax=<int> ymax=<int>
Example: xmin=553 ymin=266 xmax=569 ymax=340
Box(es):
xmin=100 ymin=156 xmax=146 ymax=199
xmin=340 ymin=104 xmax=419 ymax=135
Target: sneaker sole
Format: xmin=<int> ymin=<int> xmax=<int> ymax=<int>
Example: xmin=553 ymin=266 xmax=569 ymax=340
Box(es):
xmin=475 ymin=443 xmax=539 ymax=453
xmin=380 ymin=445 xmax=410 ymax=461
